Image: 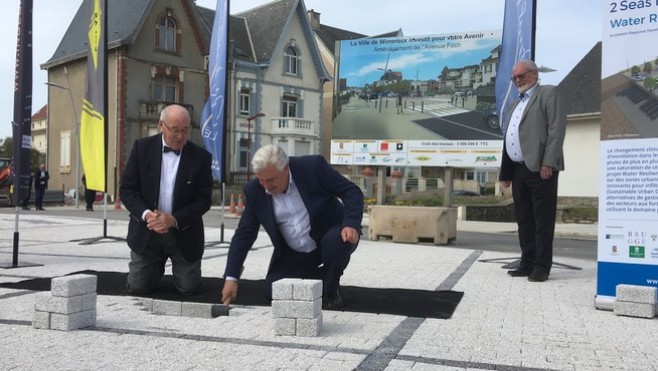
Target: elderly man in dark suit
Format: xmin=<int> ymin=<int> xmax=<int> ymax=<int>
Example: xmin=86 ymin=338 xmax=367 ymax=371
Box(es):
xmin=499 ymin=59 xmax=566 ymax=283
xmin=120 ymin=104 xmax=213 ymax=295
xmin=221 ymin=144 xmax=364 ymax=309
xmin=34 ymin=163 xmax=49 ymax=211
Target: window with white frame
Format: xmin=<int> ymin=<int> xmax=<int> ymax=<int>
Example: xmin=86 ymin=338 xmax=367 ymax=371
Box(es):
xmin=282 ymin=95 xmax=297 ymax=117
xmin=158 ymin=16 xmax=177 ymax=52
xmin=239 ymin=88 xmax=250 ymax=116
xmin=60 ymin=130 xmax=71 ymax=172
xmin=284 ymin=46 xmax=299 ymax=75
xmin=153 ymin=76 xmax=176 ymax=102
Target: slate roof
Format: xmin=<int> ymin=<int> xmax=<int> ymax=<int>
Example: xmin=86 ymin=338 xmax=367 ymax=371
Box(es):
xmin=558 ymin=42 xmax=602 ymax=116
xmin=42 ymin=0 xmax=155 ymax=68
xmin=313 ymin=23 xmax=366 ymax=55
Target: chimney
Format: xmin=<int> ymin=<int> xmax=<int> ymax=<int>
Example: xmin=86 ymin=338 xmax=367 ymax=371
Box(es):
xmin=307 ymin=9 xmax=320 ymax=29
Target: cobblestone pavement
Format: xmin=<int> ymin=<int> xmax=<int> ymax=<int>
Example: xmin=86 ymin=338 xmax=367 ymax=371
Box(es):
xmin=1 ymin=212 xmax=656 ymax=371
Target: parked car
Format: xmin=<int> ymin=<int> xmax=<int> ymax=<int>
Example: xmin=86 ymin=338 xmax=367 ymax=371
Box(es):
xmin=482 ymin=108 xmax=500 ymax=129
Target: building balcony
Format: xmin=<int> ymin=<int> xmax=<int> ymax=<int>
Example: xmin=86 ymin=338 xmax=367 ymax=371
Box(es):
xmin=268 ymin=117 xmax=317 ymax=137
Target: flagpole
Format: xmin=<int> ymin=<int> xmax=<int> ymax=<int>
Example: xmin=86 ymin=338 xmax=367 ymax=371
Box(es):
xmin=72 ymin=0 xmax=125 ymax=246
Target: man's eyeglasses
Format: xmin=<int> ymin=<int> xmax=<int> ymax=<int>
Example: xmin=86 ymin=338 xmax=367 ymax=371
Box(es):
xmin=511 ymin=70 xmax=534 ymax=81
xmin=160 ymin=120 xmax=190 ymax=136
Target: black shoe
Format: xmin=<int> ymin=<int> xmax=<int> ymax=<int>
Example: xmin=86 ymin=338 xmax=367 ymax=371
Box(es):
xmin=86 ymin=207 xmax=94 ymax=211
xmin=21 ymin=206 xmax=30 ymax=210
xmin=39 ymin=207 xmax=46 ymax=211
xmin=528 ymin=271 xmax=549 ymax=282
xmin=507 ymin=268 xmax=532 ymax=277
xmin=322 ymin=291 xmax=344 ymax=310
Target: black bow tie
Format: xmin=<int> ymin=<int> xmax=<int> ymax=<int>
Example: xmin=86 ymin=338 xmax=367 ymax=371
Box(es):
xmin=163 ymin=146 xmax=180 ymax=156
xmin=519 ymin=93 xmax=525 ymax=100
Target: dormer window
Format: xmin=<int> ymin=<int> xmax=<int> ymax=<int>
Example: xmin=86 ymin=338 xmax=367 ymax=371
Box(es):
xmin=284 ymin=46 xmax=301 ymax=76
xmin=156 ymin=12 xmax=181 ymax=54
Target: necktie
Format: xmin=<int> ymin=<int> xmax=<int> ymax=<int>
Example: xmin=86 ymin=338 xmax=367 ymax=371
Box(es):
xmin=163 ymin=146 xmax=180 ymax=156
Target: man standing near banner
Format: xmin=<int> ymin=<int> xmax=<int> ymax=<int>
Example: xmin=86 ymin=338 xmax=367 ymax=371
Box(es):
xmin=120 ymin=104 xmax=213 ymax=295
xmin=499 ymin=60 xmax=566 ymax=283
xmin=33 ymin=163 xmax=49 ymax=211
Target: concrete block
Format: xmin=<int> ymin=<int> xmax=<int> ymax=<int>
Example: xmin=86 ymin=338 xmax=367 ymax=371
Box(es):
xmin=272 ymin=278 xmax=301 ymax=300
xmin=211 ymin=304 xmax=230 ymax=317
xmin=274 ymin=317 xmax=296 ymax=336
xmin=80 ymin=293 xmax=97 ymax=312
xmin=368 ymin=205 xmax=457 ymax=245
xmin=51 ymin=274 xmax=97 ymax=297
xmin=181 ymin=302 xmax=214 ymax=318
xmin=292 ymin=280 xmax=322 ymax=301
xmin=272 ymin=299 xmax=322 ymax=319
xmin=137 ymin=298 xmax=154 ymax=311
xmin=33 ymin=310 xmax=51 ymax=330
xmin=616 ymin=284 xmax=657 ymax=304
xmin=296 ymin=313 xmax=323 ymax=337
xmin=50 ymin=310 xmax=96 ymax=331
xmin=34 ymin=292 xmax=82 ymax=314
xmin=152 ymin=300 xmax=182 ymax=316
xmin=614 ymin=301 xmax=656 ymax=319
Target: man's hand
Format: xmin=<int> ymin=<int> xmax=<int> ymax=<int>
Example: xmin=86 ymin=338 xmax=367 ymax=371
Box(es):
xmin=540 ymin=165 xmax=554 ymax=180
xmin=340 ymin=226 xmax=359 ymax=244
xmin=146 ymin=210 xmax=173 ymax=234
xmin=500 ymin=180 xmax=511 ymax=189
xmin=221 ymin=280 xmax=238 ymax=305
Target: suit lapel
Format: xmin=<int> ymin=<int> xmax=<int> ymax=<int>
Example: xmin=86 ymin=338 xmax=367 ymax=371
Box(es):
xmin=171 ymin=143 xmax=190 ymax=210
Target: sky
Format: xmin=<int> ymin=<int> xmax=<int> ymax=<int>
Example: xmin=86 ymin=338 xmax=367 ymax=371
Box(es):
xmin=0 ymin=0 xmax=601 ymax=140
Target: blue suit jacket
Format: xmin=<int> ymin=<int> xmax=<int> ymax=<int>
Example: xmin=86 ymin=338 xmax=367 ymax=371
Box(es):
xmin=224 ymin=155 xmax=364 ymax=279
xmin=119 ymin=134 xmax=213 ymax=262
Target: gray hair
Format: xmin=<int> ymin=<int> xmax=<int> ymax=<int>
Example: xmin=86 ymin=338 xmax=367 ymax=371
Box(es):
xmin=518 ymin=60 xmax=538 ymax=72
xmin=160 ymin=104 xmax=191 ymax=124
xmin=252 ymin=144 xmax=289 ymax=173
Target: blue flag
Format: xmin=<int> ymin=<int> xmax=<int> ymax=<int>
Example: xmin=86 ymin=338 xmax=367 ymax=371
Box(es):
xmin=201 ymin=0 xmax=228 ymax=181
xmin=495 ymin=0 xmax=534 ymax=134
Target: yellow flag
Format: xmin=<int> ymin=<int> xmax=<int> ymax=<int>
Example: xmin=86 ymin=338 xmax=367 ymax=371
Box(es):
xmin=80 ymin=0 xmax=106 ymax=192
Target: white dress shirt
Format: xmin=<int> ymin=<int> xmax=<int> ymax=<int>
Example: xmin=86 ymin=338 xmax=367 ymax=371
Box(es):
xmin=505 ymin=85 xmax=537 ymax=163
xmin=271 ymin=170 xmax=316 ymax=253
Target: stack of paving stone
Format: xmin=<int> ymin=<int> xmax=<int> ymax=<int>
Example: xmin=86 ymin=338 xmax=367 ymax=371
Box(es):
xmin=614 ymin=284 xmax=657 ymax=319
xmin=33 ymin=274 xmax=97 ymax=330
xmin=271 ymin=279 xmax=323 ymax=337
xmin=141 ymin=298 xmax=229 ymax=318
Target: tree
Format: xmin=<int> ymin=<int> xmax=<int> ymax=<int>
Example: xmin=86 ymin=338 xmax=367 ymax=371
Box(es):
xmin=631 ymin=65 xmax=641 ymax=76
xmin=643 ymin=61 xmax=653 ymax=74
xmin=0 ymin=136 xmax=44 ymax=169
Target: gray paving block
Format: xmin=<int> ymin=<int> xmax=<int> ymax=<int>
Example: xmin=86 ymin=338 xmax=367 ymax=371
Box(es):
xmin=182 ymin=302 xmax=218 ymax=318
xmin=271 ymin=298 xmax=322 ymax=319
xmin=616 ymin=284 xmax=657 ymax=304
xmin=211 ymin=304 xmax=230 ymax=317
xmin=50 ymin=310 xmax=97 ymax=331
xmin=137 ymin=298 xmax=154 ymax=311
xmin=296 ymin=313 xmax=323 ymax=337
xmin=32 ymin=310 xmax=51 ymax=330
xmin=152 ymin=300 xmax=182 ymax=316
xmin=614 ymin=301 xmax=656 ymax=319
xmin=35 ymin=292 xmax=83 ymax=314
xmin=274 ymin=317 xmax=296 ymax=336
xmin=272 ymin=278 xmax=301 ymax=300
xmin=292 ymin=280 xmax=322 ymax=301
xmin=80 ymin=293 xmax=97 ymax=312
xmin=51 ymin=274 xmax=97 ymax=297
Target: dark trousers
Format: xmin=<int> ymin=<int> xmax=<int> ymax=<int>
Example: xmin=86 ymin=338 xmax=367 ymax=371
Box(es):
xmin=263 ymin=225 xmax=358 ymax=300
xmin=84 ymin=189 xmax=96 ymax=210
xmin=35 ymin=186 xmax=46 ymax=208
xmin=511 ymin=163 xmax=559 ymax=275
xmin=126 ymin=232 xmax=202 ymax=295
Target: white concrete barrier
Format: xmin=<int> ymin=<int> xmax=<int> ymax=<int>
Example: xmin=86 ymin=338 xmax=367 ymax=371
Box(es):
xmin=367 ymin=205 xmax=457 ymax=245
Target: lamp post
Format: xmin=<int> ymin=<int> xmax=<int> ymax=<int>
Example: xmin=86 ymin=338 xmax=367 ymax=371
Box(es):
xmin=245 ymin=112 xmax=265 ymax=180
xmin=46 ymin=68 xmax=80 ymax=208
